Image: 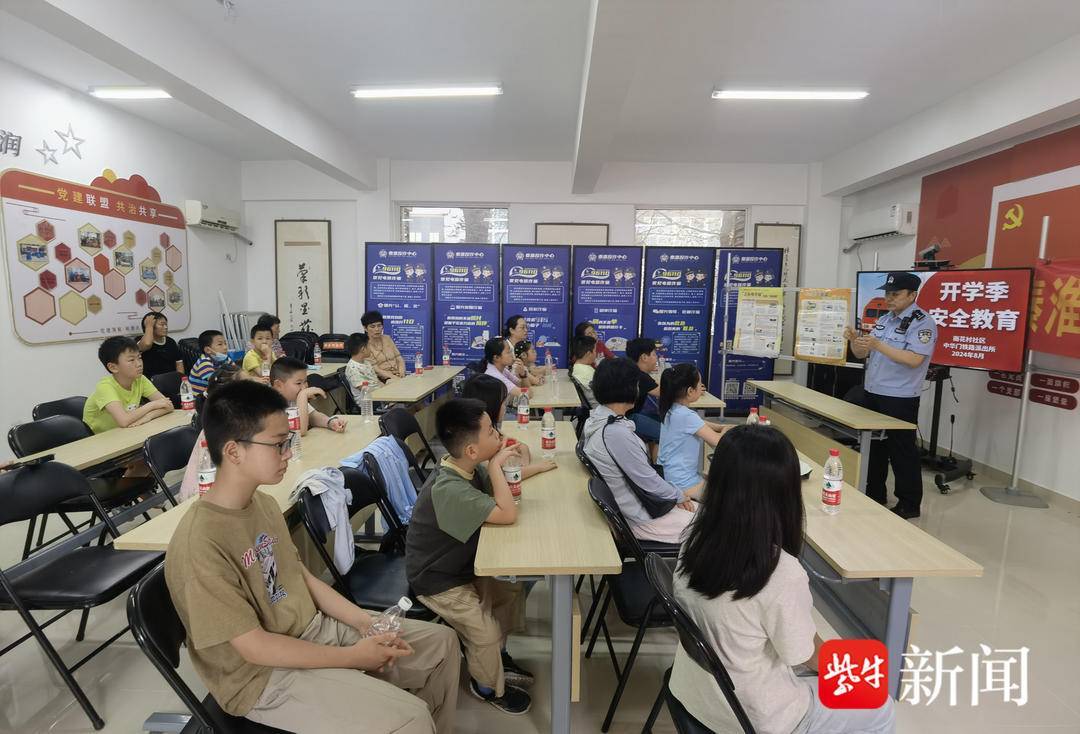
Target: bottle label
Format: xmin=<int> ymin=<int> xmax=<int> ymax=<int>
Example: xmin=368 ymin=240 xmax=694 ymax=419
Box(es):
xmin=314 ymin=354 xmax=321 ymax=365
xmin=518 ymin=406 xmax=529 ymax=424
xmin=443 ymin=355 xmax=450 ymax=366
xmin=502 ymin=465 xmax=522 ymax=497
xmin=822 ymin=479 xmax=841 ymax=506
xmin=287 ymin=408 xmax=300 ymax=432
xmin=197 ymin=471 xmax=214 ymax=496
xmin=182 ymin=397 xmax=194 ymax=411
xmin=541 ymin=428 xmax=556 ymax=450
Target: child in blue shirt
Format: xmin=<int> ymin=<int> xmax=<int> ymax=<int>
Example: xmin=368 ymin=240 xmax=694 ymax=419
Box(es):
xmin=188 ymin=329 xmax=231 ymax=396
xmin=658 ymin=364 xmax=730 ymax=492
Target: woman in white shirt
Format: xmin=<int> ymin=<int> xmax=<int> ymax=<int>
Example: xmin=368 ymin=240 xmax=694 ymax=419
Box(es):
xmin=670 ymin=425 xmax=895 ymax=734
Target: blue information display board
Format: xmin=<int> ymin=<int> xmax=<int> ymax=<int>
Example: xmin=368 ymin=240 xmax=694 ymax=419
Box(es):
xmin=433 ymin=244 xmax=501 ymax=365
xmin=571 ymin=245 xmax=642 ymax=356
xmin=364 ymin=242 xmax=433 ymax=364
xmin=642 ymin=247 xmax=716 ymax=372
xmin=708 ymin=248 xmax=784 ymax=412
xmin=501 ymin=244 xmax=571 ymax=367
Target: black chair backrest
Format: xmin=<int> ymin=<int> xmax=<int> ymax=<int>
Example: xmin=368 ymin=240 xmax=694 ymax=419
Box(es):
xmin=318 ymin=332 xmax=351 ymax=361
xmin=569 ymin=375 xmax=592 ymax=410
xmin=587 ymin=476 xmax=648 ymax=564
xmin=644 ymin=553 xmax=757 ymax=734
xmin=31 ymin=395 xmax=87 ymax=421
xmin=177 ymin=337 xmax=201 ymax=373
xmin=378 ymin=406 xmax=422 ymax=443
xmin=306 ymin=373 xmax=344 ymax=414
xmin=575 ymin=438 xmax=602 ymax=479
xmin=143 ymin=424 xmax=200 ymax=504
xmin=279 ymin=337 xmax=312 ymax=363
xmin=8 ymin=415 xmax=92 ymax=457
xmin=0 ymin=462 xmax=96 ymax=525
xmin=282 ymin=330 xmax=317 ymax=345
xmin=337 ymin=369 xmax=361 ymax=413
xmin=127 ymin=563 xmax=224 ymax=732
xmin=151 ymin=371 xmax=184 ymax=409
xmin=295 ymin=467 xmax=383 ymax=546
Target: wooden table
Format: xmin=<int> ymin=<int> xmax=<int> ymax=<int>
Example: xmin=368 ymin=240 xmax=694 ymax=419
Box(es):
xmin=750 ymin=379 xmax=916 ymax=494
xmin=20 ymin=410 xmax=192 ymax=470
xmin=368 ymin=366 xmax=462 ymax=403
xmin=475 ymin=420 xmax=620 ymax=734
xmin=114 ymin=416 xmax=383 ymax=551
xmin=526 ymin=369 xmax=588 ymax=415
xmin=797 ymin=449 xmax=982 ymax=697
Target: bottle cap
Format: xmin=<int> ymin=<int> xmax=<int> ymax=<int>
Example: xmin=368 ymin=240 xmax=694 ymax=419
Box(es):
xmin=398 ymin=597 xmax=413 ymax=611
xmin=544 ymin=406 xmax=552 ymax=412
xmin=521 ymin=387 xmax=529 ymax=394
xmin=200 ymin=439 xmax=208 ymax=447
xmin=829 ymin=448 xmax=840 ymax=456
xmin=505 ymin=438 xmax=518 ymax=447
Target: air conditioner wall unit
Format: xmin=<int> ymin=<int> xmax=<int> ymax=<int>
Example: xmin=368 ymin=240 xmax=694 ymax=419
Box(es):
xmin=184 ymin=199 xmax=240 ymax=233
xmin=849 ymin=203 xmax=918 ymax=242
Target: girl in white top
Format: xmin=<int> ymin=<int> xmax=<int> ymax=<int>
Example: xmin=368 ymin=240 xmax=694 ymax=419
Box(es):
xmin=480 ymin=337 xmax=523 ymax=399
xmin=670 ymin=425 xmax=895 ymax=734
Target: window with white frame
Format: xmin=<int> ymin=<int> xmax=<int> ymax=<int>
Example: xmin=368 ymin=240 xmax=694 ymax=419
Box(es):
xmin=400 ymin=206 xmax=509 ymax=244
xmin=634 ymin=208 xmax=746 ymax=248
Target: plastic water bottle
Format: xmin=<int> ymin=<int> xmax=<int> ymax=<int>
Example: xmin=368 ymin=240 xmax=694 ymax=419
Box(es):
xmin=822 ymin=449 xmax=843 ymax=515
xmin=746 ymin=406 xmax=759 ymax=425
xmin=197 ymin=439 xmax=215 ymax=497
xmin=313 ymin=342 xmax=322 ymax=366
xmin=260 ymin=359 xmax=270 ymax=380
xmin=545 ymin=349 xmax=555 ymax=374
xmin=179 ymin=377 xmax=195 ymax=412
xmin=414 ymin=352 xmax=424 ymax=376
xmin=658 ymin=355 xmax=669 ymax=374
xmin=452 ymin=372 xmax=465 ymax=396
xmin=758 ymin=413 xmax=771 ymax=426
xmin=516 ymin=388 xmax=530 ymax=429
xmin=286 ymin=401 xmax=301 ymax=459
xmin=502 ymin=443 xmax=523 ymax=502
xmin=360 ymin=381 xmax=373 ymax=423
xmin=541 ymin=407 xmax=556 ymax=459
xmin=367 ymin=596 xmax=413 ymax=639
xmin=442 ymin=343 xmax=451 ymax=366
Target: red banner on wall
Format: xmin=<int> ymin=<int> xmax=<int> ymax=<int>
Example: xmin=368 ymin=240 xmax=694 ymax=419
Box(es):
xmin=1028 ymin=259 xmax=1080 ymax=358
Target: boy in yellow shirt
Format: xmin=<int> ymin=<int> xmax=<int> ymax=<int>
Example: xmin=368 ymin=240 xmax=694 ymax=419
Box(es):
xmin=243 ymin=323 xmax=276 ymax=381
xmin=83 ymin=336 xmax=174 ymax=434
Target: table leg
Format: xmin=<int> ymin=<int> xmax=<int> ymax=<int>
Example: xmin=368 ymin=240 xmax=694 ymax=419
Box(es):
xmin=883 ymin=577 xmax=913 ymax=699
xmin=550 ymin=574 xmax=572 ymax=733
xmin=696 ymin=408 xmax=707 ymax=472
xmin=857 ymin=430 xmax=871 ymax=494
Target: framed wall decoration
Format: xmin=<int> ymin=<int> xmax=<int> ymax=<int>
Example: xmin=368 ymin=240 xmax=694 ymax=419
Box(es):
xmin=754 ymin=223 xmax=802 ymax=375
xmin=535 ymin=222 xmax=609 ymax=246
xmin=275 ymin=219 xmax=332 ymax=334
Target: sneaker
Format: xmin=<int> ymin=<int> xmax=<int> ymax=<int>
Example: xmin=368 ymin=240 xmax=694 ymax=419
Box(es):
xmin=468 ymin=679 xmax=532 ymax=715
xmin=501 ymin=650 xmax=535 ymax=688
xmin=891 ymin=503 xmax=921 ymax=520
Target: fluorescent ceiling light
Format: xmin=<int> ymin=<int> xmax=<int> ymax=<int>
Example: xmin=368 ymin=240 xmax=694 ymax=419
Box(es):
xmin=712 ymin=89 xmax=867 ymax=100
xmin=89 ymin=86 xmax=171 ymax=99
xmin=351 ymin=85 xmax=503 ymax=99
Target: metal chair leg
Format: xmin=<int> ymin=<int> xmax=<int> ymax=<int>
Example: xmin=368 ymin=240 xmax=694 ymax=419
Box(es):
xmin=580 ymin=576 xmax=607 ymax=644
xmin=642 ymin=678 xmax=666 ymax=734
xmin=75 ymin=609 xmax=91 ymax=642
xmin=22 ymin=516 xmax=37 ymax=560
xmin=585 ymin=588 xmax=611 ymax=658
xmin=601 ymin=603 xmax=654 ymax=732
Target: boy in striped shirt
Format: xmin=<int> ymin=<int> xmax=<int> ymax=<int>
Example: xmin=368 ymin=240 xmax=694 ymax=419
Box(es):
xmin=189 ymin=329 xmax=231 ymax=396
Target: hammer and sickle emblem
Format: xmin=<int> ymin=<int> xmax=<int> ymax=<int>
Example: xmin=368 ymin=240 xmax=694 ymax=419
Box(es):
xmin=1002 ymin=203 xmax=1024 ymax=231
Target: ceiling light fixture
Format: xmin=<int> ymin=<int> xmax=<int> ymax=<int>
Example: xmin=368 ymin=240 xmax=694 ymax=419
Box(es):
xmin=351 ymin=85 xmax=503 ymax=99
xmin=89 ymin=86 xmax=171 ymax=99
xmin=712 ymin=89 xmax=868 ymax=100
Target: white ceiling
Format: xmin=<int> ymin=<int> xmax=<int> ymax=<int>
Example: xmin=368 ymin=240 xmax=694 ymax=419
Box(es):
xmin=6 ymin=0 xmax=1080 ymax=166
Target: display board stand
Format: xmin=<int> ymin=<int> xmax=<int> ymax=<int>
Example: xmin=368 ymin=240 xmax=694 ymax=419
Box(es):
xmin=980 ymin=216 xmax=1050 ymax=509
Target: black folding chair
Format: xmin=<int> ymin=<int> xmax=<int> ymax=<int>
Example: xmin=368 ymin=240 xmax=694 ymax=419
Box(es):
xmin=336 ymin=367 xmax=362 ymax=414
xmin=151 ymin=370 xmax=184 ymax=409
xmin=641 ymin=553 xmax=757 ymax=734
xmin=8 ymin=416 xmax=156 ymax=559
xmin=379 ymin=407 xmax=440 ymax=473
xmin=307 ymin=373 xmax=345 ymax=415
xmin=143 ymin=423 xmax=201 ymax=507
xmin=359 ymin=439 xmax=427 ymax=553
xmin=585 ymin=476 xmax=677 ymax=732
xmin=32 ymin=395 xmax=87 ymax=421
xmin=294 ymin=467 xmax=434 ymax=619
xmin=569 ymin=376 xmax=593 ymax=438
xmin=127 ymin=563 xmax=292 ymax=734
xmin=279 ymin=337 xmax=311 ymax=363
xmin=318 ymin=332 xmax=351 ymax=362
xmin=0 ymin=462 xmax=163 ymax=731
xmin=177 ymin=337 xmax=202 ymax=373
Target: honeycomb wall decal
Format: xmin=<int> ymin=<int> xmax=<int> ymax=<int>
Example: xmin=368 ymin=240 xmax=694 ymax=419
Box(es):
xmin=24 ymin=287 xmax=56 ymax=325
xmin=59 ymin=291 xmax=88 ymax=325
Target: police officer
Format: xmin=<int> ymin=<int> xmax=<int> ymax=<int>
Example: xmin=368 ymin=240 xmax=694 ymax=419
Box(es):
xmin=844 ymin=272 xmax=938 ymax=519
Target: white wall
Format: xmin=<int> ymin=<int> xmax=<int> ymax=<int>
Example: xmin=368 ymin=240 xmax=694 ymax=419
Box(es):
xmin=0 ymin=60 xmax=244 ymax=453
xmin=838 ymin=150 xmax=1080 ymax=503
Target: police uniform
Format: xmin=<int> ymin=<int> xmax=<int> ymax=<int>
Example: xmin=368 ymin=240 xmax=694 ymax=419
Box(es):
xmin=861 ymin=273 xmax=938 ymax=514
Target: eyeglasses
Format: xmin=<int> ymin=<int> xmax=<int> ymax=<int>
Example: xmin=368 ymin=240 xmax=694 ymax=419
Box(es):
xmin=237 ymin=433 xmax=295 ymax=455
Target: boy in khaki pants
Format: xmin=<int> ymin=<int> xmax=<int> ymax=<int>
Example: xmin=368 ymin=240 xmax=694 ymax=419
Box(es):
xmin=406 ymin=398 xmax=535 ymax=715
xmin=165 ymin=381 xmax=459 ymax=733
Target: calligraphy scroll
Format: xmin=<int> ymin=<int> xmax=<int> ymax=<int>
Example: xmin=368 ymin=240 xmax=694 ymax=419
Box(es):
xmin=275 ymin=220 xmax=332 ymax=334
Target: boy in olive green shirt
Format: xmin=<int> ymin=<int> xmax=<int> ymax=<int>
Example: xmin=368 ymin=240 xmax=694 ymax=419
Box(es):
xmin=83 ymin=336 xmax=173 ymax=434
xmin=405 ymin=398 xmax=534 ymax=715
xmin=165 ymin=381 xmax=459 ymax=733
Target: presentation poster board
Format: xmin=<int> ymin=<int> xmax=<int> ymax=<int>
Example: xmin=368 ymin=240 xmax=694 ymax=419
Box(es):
xmin=571 ymin=245 xmax=642 ymax=356
xmin=641 ymin=247 xmax=715 ymax=372
xmin=502 ymin=244 xmax=571 ymax=367
xmin=855 ymin=268 xmax=1032 ymax=372
xmin=434 ymin=244 xmax=501 ymax=365
xmin=364 ymin=242 xmax=433 ymax=364
xmin=1 ymin=169 xmax=189 ymax=344
xmin=709 ymin=248 xmax=784 ymax=411
xmin=733 ymin=287 xmax=784 ymax=358
xmin=795 ymin=288 xmax=852 ymax=365
xmin=275 ymin=220 xmax=331 ymax=334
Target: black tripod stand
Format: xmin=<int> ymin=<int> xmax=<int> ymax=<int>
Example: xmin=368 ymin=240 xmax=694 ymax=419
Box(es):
xmin=921 ymin=364 xmax=975 ymax=493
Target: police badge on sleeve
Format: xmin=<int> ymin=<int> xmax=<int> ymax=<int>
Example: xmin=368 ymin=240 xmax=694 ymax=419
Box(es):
xmin=918 ymin=329 xmax=932 ymax=344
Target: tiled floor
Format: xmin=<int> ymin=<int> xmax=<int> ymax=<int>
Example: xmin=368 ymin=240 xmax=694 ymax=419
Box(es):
xmin=0 ymin=462 xmax=1077 ymax=733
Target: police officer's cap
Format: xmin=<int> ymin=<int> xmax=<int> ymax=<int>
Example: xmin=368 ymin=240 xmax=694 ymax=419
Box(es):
xmin=878 ymin=272 xmax=922 ymax=292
